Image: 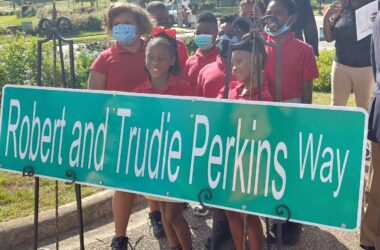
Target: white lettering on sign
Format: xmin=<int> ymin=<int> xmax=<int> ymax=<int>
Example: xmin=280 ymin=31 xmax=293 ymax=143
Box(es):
xmin=190 ymin=115 xmax=288 ymax=200
xmin=5 ymin=99 xmax=66 ymax=166
xmin=299 ymin=133 xmax=349 ymax=197
xmin=1 ymin=93 xmax=358 ymax=206
xmin=116 ymin=111 xmax=183 ymax=181
xmin=68 ymin=108 xmax=109 ymax=172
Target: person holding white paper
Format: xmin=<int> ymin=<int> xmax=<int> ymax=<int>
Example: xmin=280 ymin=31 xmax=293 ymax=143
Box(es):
xmin=323 ymin=0 xmax=375 ymax=111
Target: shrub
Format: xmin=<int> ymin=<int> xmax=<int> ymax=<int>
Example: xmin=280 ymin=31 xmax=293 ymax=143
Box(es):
xmin=86 ymin=15 xmax=102 ymax=31
xmin=65 ymin=14 xmax=103 ymax=35
xmin=0 ymin=37 xmax=116 ymax=91
xmin=0 ymin=37 xmax=39 ymax=88
xmin=314 ymin=49 xmax=334 ymax=92
xmin=0 ymin=26 xmax=11 ymax=35
xmin=17 ymin=5 xmax=37 ymax=18
xmin=182 ymin=35 xmax=197 ymax=56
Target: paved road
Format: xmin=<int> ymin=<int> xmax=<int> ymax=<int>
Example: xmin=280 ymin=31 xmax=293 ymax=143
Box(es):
xmin=39 ymin=201 xmax=360 ymax=250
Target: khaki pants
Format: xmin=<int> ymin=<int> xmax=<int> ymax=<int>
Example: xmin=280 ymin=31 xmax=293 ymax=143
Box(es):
xmin=331 ymin=61 xmax=374 ymax=111
xmin=361 ymin=142 xmax=380 ymax=248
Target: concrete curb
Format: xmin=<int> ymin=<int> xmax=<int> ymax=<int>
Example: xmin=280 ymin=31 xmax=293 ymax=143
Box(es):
xmin=0 ymin=190 xmax=145 ymax=249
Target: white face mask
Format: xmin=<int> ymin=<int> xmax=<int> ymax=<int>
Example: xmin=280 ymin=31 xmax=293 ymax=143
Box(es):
xmin=264 ymin=17 xmax=292 ymax=37
xmin=112 ymin=24 xmax=137 ymax=46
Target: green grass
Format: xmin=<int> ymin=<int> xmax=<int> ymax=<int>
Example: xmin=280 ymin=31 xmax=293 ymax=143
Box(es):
xmin=72 ymin=34 xmax=108 ymax=42
xmin=313 ymin=91 xmax=355 ymax=107
xmin=214 ymin=6 xmax=239 ymax=15
xmin=0 ymin=172 xmax=101 ymax=222
xmin=0 ymin=15 xmax=38 ymax=26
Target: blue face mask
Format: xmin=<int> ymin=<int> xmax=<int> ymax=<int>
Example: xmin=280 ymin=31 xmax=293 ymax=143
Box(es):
xmin=194 ymin=34 xmax=214 ymax=50
xmin=264 ymin=18 xmax=291 ymax=37
xmin=112 ymin=24 xmax=137 ymax=46
xmin=216 ymin=35 xmax=239 ymax=51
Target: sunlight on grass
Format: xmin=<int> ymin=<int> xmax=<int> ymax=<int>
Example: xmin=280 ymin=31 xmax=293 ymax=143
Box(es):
xmin=313 ymin=91 xmax=356 ymax=107
xmin=0 ymin=172 xmax=101 ymax=222
xmin=0 ymin=15 xmax=38 ymax=26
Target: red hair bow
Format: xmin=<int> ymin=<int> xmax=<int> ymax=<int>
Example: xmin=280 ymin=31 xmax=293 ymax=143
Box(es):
xmin=152 ymin=26 xmax=176 ymax=38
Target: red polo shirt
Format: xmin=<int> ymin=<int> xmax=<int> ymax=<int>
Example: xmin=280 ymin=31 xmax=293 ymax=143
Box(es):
xmin=184 ymin=47 xmax=219 ymax=95
xmin=90 ymin=42 xmax=147 ymax=92
xmin=197 ymin=55 xmax=236 ymax=98
xmin=133 ymin=75 xmax=192 ymax=96
xmin=217 ymin=80 xmax=273 ymax=101
xmin=264 ymin=32 xmax=319 ymax=101
xmin=177 ymin=39 xmax=188 ymax=70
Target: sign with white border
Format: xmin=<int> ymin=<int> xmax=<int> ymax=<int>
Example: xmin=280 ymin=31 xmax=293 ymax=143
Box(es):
xmin=0 ymin=85 xmax=367 ymax=230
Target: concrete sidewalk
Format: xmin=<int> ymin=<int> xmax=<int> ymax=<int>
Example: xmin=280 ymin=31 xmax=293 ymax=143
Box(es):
xmin=38 ymin=203 xmax=360 ymax=250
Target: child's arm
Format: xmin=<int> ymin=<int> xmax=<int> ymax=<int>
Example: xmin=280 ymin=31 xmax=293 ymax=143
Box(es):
xmin=88 ymin=71 xmax=106 ymax=90
xmin=302 ymin=80 xmax=313 ymax=104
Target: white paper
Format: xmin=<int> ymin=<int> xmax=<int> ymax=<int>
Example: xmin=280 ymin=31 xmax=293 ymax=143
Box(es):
xmin=356 ymin=1 xmax=378 ymax=41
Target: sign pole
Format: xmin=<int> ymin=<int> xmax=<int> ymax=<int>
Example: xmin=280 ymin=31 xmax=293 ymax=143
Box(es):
xmin=35 ymin=3 xmax=82 ymax=249
xmin=230 ymin=14 xmax=284 ymax=248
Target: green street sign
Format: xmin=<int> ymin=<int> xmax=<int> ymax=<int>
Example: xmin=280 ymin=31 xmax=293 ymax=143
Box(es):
xmin=0 ymin=85 xmax=367 ymax=230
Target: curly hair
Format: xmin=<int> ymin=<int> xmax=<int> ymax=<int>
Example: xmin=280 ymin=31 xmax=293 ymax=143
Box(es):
xmin=145 ymin=33 xmax=181 ymax=77
xmin=104 ymin=2 xmax=156 ymax=36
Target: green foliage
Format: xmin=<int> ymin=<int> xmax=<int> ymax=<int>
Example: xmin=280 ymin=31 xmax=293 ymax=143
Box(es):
xmin=16 ymin=5 xmax=37 ymax=18
xmin=0 ymin=36 xmax=110 ymax=89
xmin=0 ymin=26 xmax=12 ymax=35
xmin=0 ymin=36 xmax=38 ymax=88
xmin=66 ymin=13 xmax=103 ymax=35
xmin=182 ymin=35 xmax=197 ymax=56
xmin=314 ymin=49 xmax=334 ymax=92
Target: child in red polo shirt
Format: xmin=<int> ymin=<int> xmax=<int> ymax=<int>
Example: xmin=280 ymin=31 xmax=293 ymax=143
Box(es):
xmin=88 ymin=3 xmax=155 ymax=250
xmin=184 ymin=12 xmax=219 ymax=95
xmin=263 ymin=0 xmax=318 ymax=104
xmin=197 ymin=14 xmax=238 ymax=98
xmin=218 ymin=38 xmax=272 ymax=250
xmin=134 ymin=31 xmax=192 ymax=250
xmin=262 ymin=0 xmax=319 ymax=245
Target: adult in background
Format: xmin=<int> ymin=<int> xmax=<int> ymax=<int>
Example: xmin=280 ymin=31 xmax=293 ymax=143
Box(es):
xmin=360 ymin=10 xmax=380 ymax=250
xmin=262 ymin=0 xmax=319 ymax=55
xmin=323 ymin=0 xmax=374 ymax=111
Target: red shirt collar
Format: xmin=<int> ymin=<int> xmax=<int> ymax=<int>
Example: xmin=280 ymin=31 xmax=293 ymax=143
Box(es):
xmin=195 ymin=47 xmax=219 ymax=58
xmin=144 ymin=74 xmax=177 ymax=93
xmin=115 ymin=40 xmax=145 ymax=54
xmin=236 ymin=81 xmax=265 ymax=99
